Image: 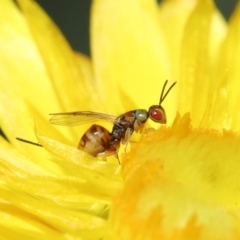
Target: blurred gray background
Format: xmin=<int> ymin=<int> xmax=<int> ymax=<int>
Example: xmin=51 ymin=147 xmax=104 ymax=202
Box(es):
xmin=35 ymin=0 xmax=238 ymax=56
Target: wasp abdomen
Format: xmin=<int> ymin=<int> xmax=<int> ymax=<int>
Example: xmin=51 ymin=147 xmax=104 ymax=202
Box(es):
xmin=78 ymin=124 xmax=114 ymax=157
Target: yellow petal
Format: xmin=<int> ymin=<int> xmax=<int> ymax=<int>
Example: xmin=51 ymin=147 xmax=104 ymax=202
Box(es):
xmin=210 ymin=1 xmax=240 ymax=131
xmin=0 ymin=185 xmax=106 ymax=232
xmin=36 ymin=131 xmax=123 ymax=181
xmin=177 ymin=0 xmax=226 ymax=127
xmin=75 ymin=52 xmax=104 ymax=108
xmin=75 ymin=52 xmax=93 ymax=85
xmin=4 ymin=175 xmax=111 ymax=216
xmin=159 ymin=0 xmax=198 ymax=80
xmin=111 ymin=114 xmax=240 ymax=239
xmin=91 ymin=0 xmax=172 ymax=115
xmin=17 ymin=0 xmax=95 ymax=113
xmin=0 ymin=0 xmax=60 ymax=141
xmin=0 ymin=82 xmax=63 ymax=174
xmin=0 ymin=136 xmax=49 ymax=176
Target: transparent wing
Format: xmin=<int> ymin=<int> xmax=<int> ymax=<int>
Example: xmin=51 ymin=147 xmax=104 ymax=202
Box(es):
xmin=49 ymin=111 xmax=118 ymax=126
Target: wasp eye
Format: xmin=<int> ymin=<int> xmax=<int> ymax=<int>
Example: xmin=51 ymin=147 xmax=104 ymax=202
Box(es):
xmin=151 ymin=109 xmax=162 ymax=120
xmin=148 ymin=106 xmax=166 ymax=124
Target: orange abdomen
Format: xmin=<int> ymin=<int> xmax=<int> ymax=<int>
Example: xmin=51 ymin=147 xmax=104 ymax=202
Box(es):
xmin=78 ymin=124 xmax=114 ymax=157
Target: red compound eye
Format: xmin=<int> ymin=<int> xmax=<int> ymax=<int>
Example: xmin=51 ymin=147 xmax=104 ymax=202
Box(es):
xmin=151 ymin=109 xmax=162 ymax=120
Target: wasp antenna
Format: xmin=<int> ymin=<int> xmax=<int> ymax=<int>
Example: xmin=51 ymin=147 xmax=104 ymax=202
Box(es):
xmin=16 ymin=137 xmax=43 ymax=147
xmin=159 ymin=81 xmax=177 ymax=105
xmin=159 ymin=80 xmax=169 ymax=105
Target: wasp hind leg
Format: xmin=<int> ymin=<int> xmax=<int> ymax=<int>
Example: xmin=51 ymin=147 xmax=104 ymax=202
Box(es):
xmin=115 ymin=153 xmax=120 ymax=165
xmin=97 ymin=150 xmax=121 ymax=165
xmin=96 ymin=137 xmax=121 ymax=164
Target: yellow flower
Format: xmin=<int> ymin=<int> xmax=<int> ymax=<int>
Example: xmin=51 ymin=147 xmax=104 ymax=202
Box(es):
xmin=0 ymin=0 xmax=240 ymax=239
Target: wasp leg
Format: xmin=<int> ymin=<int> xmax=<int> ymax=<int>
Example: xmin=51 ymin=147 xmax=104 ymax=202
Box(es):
xmin=144 ymin=127 xmax=155 ymax=134
xmin=115 ymin=153 xmax=120 ymax=165
xmin=97 ymin=150 xmax=121 ymax=165
xmin=101 ymin=156 xmax=107 ymax=162
xmin=122 ymin=127 xmax=132 ymax=153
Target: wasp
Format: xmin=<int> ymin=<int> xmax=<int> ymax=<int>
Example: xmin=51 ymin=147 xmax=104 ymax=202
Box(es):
xmin=48 ymin=80 xmax=176 ymax=164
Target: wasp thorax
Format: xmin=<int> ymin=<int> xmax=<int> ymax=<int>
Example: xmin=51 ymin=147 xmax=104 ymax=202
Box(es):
xmin=135 ymin=110 xmax=148 ymax=122
xmin=148 ymin=105 xmax=166 ymax=124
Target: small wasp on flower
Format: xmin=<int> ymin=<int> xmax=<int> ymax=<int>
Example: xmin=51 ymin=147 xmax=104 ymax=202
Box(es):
xmin=17 ymin=80 xmax=176 ymax=164
xmin=48 ymin=80 xmax=176 ymax=164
